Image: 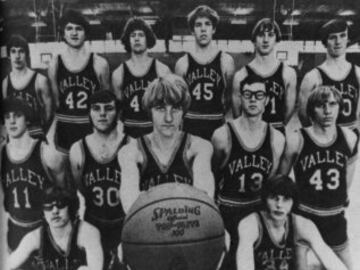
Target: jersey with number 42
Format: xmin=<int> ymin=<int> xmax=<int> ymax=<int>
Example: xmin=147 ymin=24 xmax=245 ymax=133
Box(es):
xmin=294 ymin=127 xmax=354 ymax=215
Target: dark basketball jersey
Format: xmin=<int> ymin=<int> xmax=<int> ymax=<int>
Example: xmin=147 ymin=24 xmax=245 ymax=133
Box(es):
xmin=80 ymin=136 xmax=126 ymax=225
xmin=218 ymin=122 xmax=274 ymax=209
xmin=294 ymin=127 xmax=354 ymax=216
xmin=33 ymin=219 xmax=87 ymax=270
xmin=184 ymin=51 xmax=226 ymax=121
xmin=122 ymin=59 xmax=157 ymax=131
xmin=245 ymin=63 xmax=286 ymax=129
xmin=254 ymin=212 xmax=295 ymax=270
xmin=56 ymin=53 xmax=100 ymax=123
xmin=6 ymin=72 xmax=43 ymax=136
xmin=138 ymin=132 xmax=193 ymax=191
xmin=317 ymin=65 xmax=360 ymax=129
xmin=1 ymin=140 xmax=53 ymax=224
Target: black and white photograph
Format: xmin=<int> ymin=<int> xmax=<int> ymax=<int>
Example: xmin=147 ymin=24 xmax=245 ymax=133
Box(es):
xmin=1 ymin=0 xmax=360 ymax=269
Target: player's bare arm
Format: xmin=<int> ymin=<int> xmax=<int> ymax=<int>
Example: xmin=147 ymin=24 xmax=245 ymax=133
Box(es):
xmin=111 ymin=64 xmax=125 ymax=102
xmin=174 ymin=54 xmax=188 ymax=78
xmin=283 ymin=65 xmax=297 ymax=125
xmin=69 ymin=141 xmax=85 ymax=191
xmin=298 ymin=69 xmax=321 ymax=126
xmin=236 ymin=214 xmax=258 ymax=270
xmin=342 ymin=127 xmax=359 ymax=190
xmin=269 ymin=128 xmax=285 ymax=177
xmin=48 ymin=55 xmax=60 ymax=109
xmin=8 ymin=229 xmax=40 ymax=270
xmin=278 ymin=130 xmax=302 ymax=175
xmin=78 ymin=222 xmax=104 ymax=270
xmin=2 ymin=77 xmax=8 ymax=99
xmin=35 ymin=73 xmax=54 ymax=125
xmin=295 ymin=215 xmax=348 ymax=270
xmin=189 ymin=135 xmax=215 ymax=198
xmin=231 ymin=68 xmax=247 ymax=118
xmin=94 ymin=54 xmax=110 ymax=91
xmin=118 ymin=138 xmax=143 ymax=213
xmin=221 ymin=52 xmax=235 ymax=114
xmin=156 ymin=61 xmax=172 ymax=77
xmin=354 ymin=66 xmax=360 ymax=130
xmin=211 ymin=125 xmax=230 ymax=174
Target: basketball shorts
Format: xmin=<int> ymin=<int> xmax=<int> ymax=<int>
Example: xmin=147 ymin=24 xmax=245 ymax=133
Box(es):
xmin=7 ymin=219 xmax=42 ymax=251
xmin=124 ymin=125 xmax=152 ymax=138
xmin=183 ymin=118 xmax=224 ymax=141
xmin=55 ymin=121 xmax=92 ymax=153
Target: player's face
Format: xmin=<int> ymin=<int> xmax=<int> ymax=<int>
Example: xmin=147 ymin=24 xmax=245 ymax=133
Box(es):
xmin=193 ymin=17 xmax=215 ymax=47
xmin=130 ymin=30 xmax=147 ymax=54
xmin=312 ymin=93 xmax=340 ymax=128
xmin=254 ymin=30 xmax=277 ymax=56
xmin=151 ymin=104 xmax=183 ymax=137
xmin=326 ymin=30 xmax=348 ymax=58
xmin=4 ymin=111 xmax=28 ymax=139
xmin=43 ymin=201 xmax=71 ymax=228
xmin=90 ymin=100 xmax=117 ymax=133
xmin=9 ymin=47 xmax=27 ymax=70
xmin=266 ymin=194 xmax=293 ymax=221
xmin=240 ymin=82 xmax=268 ymax=117
xmin=63 ymin=23 xmax=86 ymax=49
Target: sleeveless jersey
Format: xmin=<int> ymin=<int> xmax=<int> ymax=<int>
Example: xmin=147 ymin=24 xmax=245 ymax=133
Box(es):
xmin=138 ymin=132 xmax=193 ymax=191
xmin=317 ymin=65 xmax=360 ymax=129
xmin=218 ymin=122 xmax=274 ymax=208
xmin=254 ymin=212 xmax=295 ymax=270
xmin=1 ymin=140 xmax=53 ymax=225
xmin=80 ymin=136 xmax=126 ymax=225
xmin=245 ymin=63 xmax=286 ymax=129
xmin=122 ymin=59 xmax=157 ymax=129
xmin=6 ymin=72 xmax=43 ymax=136
xmin=294 ymin=127 xmax=354 ymax=216
xmin=56 ymin=53 xmax=100 ymax=124
xmin=33 ymin=219 xmax=87 ymax=270
xmin=184 ymin=51 xmax=226 ymax=121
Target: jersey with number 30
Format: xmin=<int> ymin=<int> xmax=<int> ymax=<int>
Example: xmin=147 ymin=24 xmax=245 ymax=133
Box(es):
xmin=184 ymin=51 xmax=225 ymax=121
xmin=56 ymin=53 xmax=100 ymax=123
xmin=79 ymin=137 xmax=126 ymax=225
xmin=217 ymin=122 xmax=274 ymax=209
xmin=294 ymin=127 xmax=355 ymax=216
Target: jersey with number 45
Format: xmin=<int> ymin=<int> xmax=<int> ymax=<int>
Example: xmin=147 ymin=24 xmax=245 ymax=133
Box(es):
xmin=294 ymin=127 xmax=355 ymax=216
xmin=184 ymin=51 xmax=226 ymax=121
xmin=56 ymin=53 xmax=100 ymax=122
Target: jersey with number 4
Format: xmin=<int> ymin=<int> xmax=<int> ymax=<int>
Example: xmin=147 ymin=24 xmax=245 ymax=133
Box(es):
xmin=122 ymin=59 xmax=157 ymax=129
xmin=56 ymin=53 xmax=100 ymax=123
xmin=245 ymin=63 xmax=286 ymax=129
xmin=1 ymin=140 xmax=53 ymax=223
xmin=217 ymin=122 xmax=274 ymax=209
xmin=184 ymin=51 xmax=225 ymax=121
xmin=79 ymin=137 xmax=126 ymax=224
xmin=294 ymin=127 xmax=355 ymax=216
xmin=317 ymin=65 xmax=360 ymax=129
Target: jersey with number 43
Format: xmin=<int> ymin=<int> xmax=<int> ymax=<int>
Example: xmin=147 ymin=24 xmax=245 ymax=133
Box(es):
xmin=184 ymin=51 xmax=226 ymax=120
xmin=217 ymin=122 xmax=274 ymax=209
xmin=294 ymin=127 xmax=355 ymax=216
xmin=79 ymin=137 xmax=126 ymax=224
xmin=56 ymin=53 xmax=100 ymax=121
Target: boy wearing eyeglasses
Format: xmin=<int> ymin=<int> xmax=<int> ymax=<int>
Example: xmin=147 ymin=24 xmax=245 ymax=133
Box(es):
xmin=211 ymin=76 xmax=285 ymax=270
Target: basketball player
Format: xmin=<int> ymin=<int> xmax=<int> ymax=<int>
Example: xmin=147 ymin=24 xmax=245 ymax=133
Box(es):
xmin=236 ymin=175 xmax=348 ymax=270
xmin=175 ymin=5 xmax=235 ymax=140
xmin=2 ymin=34 xmax=53 ymax=138
xmin=69 ymin=91 xmax=126 ymax=270
xmin=299 ymin=19 xmax=360 ymax=131
xmin=112 ymin=17 xmax=171 ymax=138
xmin=280 ymin=86 xmax=358 ymax=270
xmin=0 ymin=98 xmax=66 ymax=254
xmin=232 ymin=18 xmax=297 ymax=132
xmin=118 ymin=74 xmax=215 ymax=213
xmin=211 ymin=76 xmax=285 ymax=270
xmin=7 ymin=186 xmax=103 ymax=270
xmin=48 ymin=9 xmax=110 ymax=153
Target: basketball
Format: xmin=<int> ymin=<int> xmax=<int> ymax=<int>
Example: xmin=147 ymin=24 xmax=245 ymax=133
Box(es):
xmin=121 ymin=183 xmax=225 ymax=270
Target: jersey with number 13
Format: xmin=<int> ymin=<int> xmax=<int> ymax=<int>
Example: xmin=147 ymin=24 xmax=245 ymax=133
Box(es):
xmin=294 ymin=127 xmax=355 ymax=216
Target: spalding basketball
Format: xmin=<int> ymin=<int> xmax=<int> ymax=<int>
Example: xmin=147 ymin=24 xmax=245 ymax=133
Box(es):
xmin=122 ymin=183 xmax=225 ymax=270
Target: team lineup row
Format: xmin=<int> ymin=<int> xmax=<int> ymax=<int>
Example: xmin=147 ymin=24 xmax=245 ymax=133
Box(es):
xmin=1 ymin=4 xmax=359 ymax=270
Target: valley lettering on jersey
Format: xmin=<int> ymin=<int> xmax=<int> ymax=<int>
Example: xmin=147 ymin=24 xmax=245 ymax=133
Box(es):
xmin=185 ymin=67 xmax=222 ymax=86
xmin=227 ymin=154 xmax=273 ymax=175
xmin=123 ymin=79 xmax=152 ymax=98
xmin=298 ymin=150 xmax=347 ymax=171
xmin=83 ymin=168 xmax=121 ymax=187
xmin=59 ymin=75 xmax=97 ymax=93
xmin=4 ymin=168 xmax=46 ymax=189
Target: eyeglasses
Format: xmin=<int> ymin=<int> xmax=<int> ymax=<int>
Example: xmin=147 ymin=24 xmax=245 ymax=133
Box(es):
xmin=43 ymin=201 xmax=67 ymax=211
xmin=241 ymin=90 xmax=267 ymax=100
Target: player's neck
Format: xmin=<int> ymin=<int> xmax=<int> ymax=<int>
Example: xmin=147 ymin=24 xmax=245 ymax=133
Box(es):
xmin=253 ymin=52 xmax=278 ymax=67
xmin=65 ymin=44 xmax=87 ymax=57
xmin=8 ymin=132 xmax=33 ymax=149
xmin=264 ymin=210 xmax=287 ymax=229
xmin=93 ymin=126 xmax=120 ymax=142
xmin=311 ymin=124 xmax=337 ymax=140
xmin=238 ymin=115 xmax=264 ymax=131
xmin=49 ymin=221 xmax=73 ymax=242
xmin=151 ymin=130 xmax=181 ymax=151
xmin=130 ymin=51 xmax=150 ymax=64
xmin=194 ymin=42 xmax=216 ymax=55
xmin=11 ymin=66 xmax=30 ymax=77
xmin=325 ymin=53 xmax=347 ymax=66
